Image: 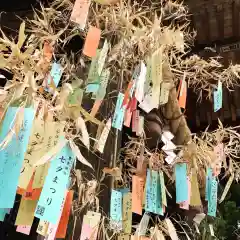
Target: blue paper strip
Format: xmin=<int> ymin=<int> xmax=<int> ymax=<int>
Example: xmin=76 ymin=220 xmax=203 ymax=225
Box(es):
xmin=208 ymin=178 xmax=218 ymax=217
xmin=112 ymin=93 xmax=126 ymax=131
xmin=85 ymin=83 xmax=100 ymax=94
xmin=214 ymin=81 xmax=222 ymax=112
xmin=0 ymin=107 xmax=35 ymax=208
xmin=118 ymin=188 xmax=130 ymax=194
xmin=46 ymin=62 xmax=63 ymax=91
xmin=156 ymin=172 xmax=164 ymax=216
xmin=206 ymin=168 xmax=213 ymax=201
xmin=175 ymin=163 xmax=188 ymax=203
xmin=0 ymin=208 xmax=9 ymax=221
xmin=35 ymin=144 xmax=74 ymax=224
xmin=110 ymin=190 xmax=122 ymax=221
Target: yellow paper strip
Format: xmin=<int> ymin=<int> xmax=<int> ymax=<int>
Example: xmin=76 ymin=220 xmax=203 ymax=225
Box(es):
xmin=15 ymin=199 xmax=38 ymax=226
xmin=18 ymin=119 xmax=45 ymax=189
xmin=37 ymin=220 xmax=49 ymax=237
xmin=190 ymin=169 xmax=202 ymax=206
xmin=32 ymin=121 xmax=64 ymax=188
xmin=122 ymin=192 xmax=132 ymax=234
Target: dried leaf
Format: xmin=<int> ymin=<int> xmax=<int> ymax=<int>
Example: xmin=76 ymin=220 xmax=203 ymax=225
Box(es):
xmin=69 ymin=140 xmax=93 ymax=169
xmin=17 ymin=22 xmax=26 ymax=49
xmin=76 ymin=116 xmax=90 ymax=149
xmin=219 ymin=174 xmax=234 ymax=203
xmin=165 ymin=218 xmax=178 ymax=240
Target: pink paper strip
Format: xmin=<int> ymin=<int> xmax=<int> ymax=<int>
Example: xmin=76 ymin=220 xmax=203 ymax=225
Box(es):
xmin=16 ymin=225 xmax=31 ymax=235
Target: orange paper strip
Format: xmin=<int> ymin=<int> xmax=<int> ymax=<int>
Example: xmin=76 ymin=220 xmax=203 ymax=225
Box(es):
xmin=43 ymin=41 xmax=53 ymax=63
xmin=83 ymin=26 xmax=101 ymax=58
xmin=17 ymin=173 xmax=42 ymax=200
xmin=90 ymin=100 xmax=103 ymax=117
xmin=132 ymin=175 xmax=144 ymax=215
xmin=178 ymin=79 xmax=187 ymax=109
xmin=56 ymin=190 xmax=74 ymax=238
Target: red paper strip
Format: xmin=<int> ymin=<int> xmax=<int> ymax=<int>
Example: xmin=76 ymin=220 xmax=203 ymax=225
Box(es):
xmin=122 ymin=81 xmax=134 ymax=107
xmin=56 ymin=190 xmax=74 ymax=238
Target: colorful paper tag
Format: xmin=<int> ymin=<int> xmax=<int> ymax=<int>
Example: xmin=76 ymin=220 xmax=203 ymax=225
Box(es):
xmin=132 ymin=175 xmax=144 ymax=215
xmin=213 ymin=81 xmax=222 ymax=112
xmin=16 ymin=225 xmax=31 ymax=235
xmin=179 ymin=177 xmax=191 ymax=210
xmin=56 ymin=190 xmax=74 ymax=238
xmin=122 ymin=192 xmax=132 ymax=234
xmin=112 ymin=93 xmax=126 ymax=130
xmin=35 ymin=145 xmax=74 ymax=224
xmin=37 ymin=220 xmax=49 ymax=236
xmin=18 ymin=119 xmax=45 ymax=189
xmin=83 ymin=26 xmax=101 ymax=57
xmin=190 ymin=169 xmax=202 ymax=206
xmin=45 ymin=192 xmax=67 ymax=240
xmin=0 ymin=107 xmax=35 ymax=208
xmin=208 ymin=178 xmax=218 ymax=217
xmin=178 ymin=79 xmax=187 ymax=109
xmin=110 ymin=189 xmax=123 ymax=228
xmin=175 ymin=163 xmax=188 ymax=203
xmin=70 ymin=0 xmax=91 ymax=29
xmin=159 ymin=171 xmax=167 ymax=207
xmin=96 ymin=118 xmax=111 ymax=153
xmin=15 ymin=199 xmax=37 ymax=226
xmin=205 ymin=168 xmax=213 ymax=201
xmin=45 ymin=62 xmax=63 ymax=92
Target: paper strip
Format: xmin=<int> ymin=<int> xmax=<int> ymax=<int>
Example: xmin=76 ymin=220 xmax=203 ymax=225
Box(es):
xmin=213 ymin=81 xmax=222 ymax=112
xmin=122 ymin=192 xmax=132 ymax=234
xmin=96 ymin=118 xmax=111 ymax=153
xmin=70 ymin=0 xmax=91 ymax=30
xmin=112 ymin=93 xmax=126 ymax=130
xmin=110 ymin=190 xmax=123 ymax=223
xmin=45 ymin=62 xmax=63 ymax=92
xmin=132 ymin=175 xmax=144 ymax=215
xmin=80 ymin=212 xmax=101 ymax=240
xmin=175 ymin=163 xmax=188 ymax=203
xmin=178 ymin=79 xmax=187 ymax=109
xmin=145 ymin=169 xmax=155 ymax=213
xmin=35 ymin=145 xmax=74 ymax=224
xmin=208 ymin=178 xmax=218 ymax=217
xmin=205 ymin=168 xmax=212 ymax=201
xmin=0 ymin=208 xmax=9 ymax=221
xmin=15 ymin=199 xmax=38 ymax=226
xmin=16 ymin=225 xmax=31 ymax=235
xmin=190 ymin=169 xmax=202 ymax=206
xmin=0 ymin=107 xmax=35 ymax=208
xmin=56 ymin=190 xmax=73 ymax=238
xmin=32 ymin=122 xmax=65 ymax=189
xmin=37 ymin=220 xmax=49 ymax=237
xmin=159 ymin=171 xmax=167 ymax=206
xmin=45 ymin=192 xmax=67 ymax=240
xmin=18 ymin=119 xmax=45 ymax=189
xmin=124 ymin=109 xmax=132 ymax=128
xmin=83 ymin=26 xmax=101 ymax=58
xmin=179 ymin=176 xmax=191 ymax=210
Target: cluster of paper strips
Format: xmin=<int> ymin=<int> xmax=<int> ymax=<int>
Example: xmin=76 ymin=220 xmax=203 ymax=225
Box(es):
xmin=0 ymin=0 xmax=236 ymax=238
